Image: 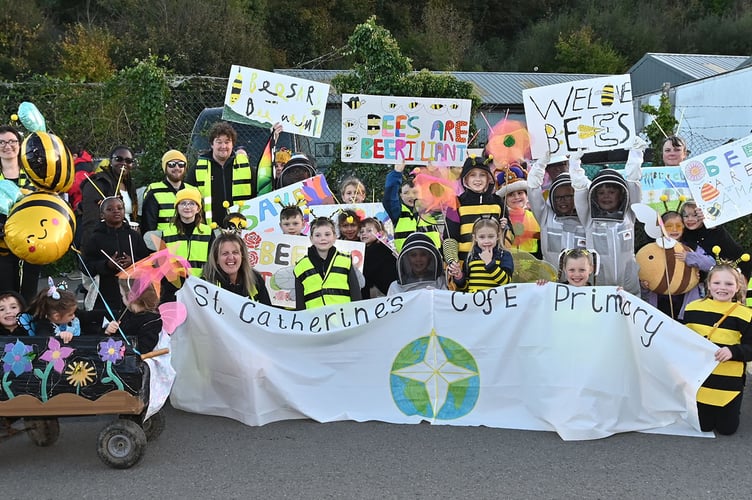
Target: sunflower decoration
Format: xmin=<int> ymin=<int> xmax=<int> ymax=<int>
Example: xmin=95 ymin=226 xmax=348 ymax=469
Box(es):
xmin=65 ymin=360 xmax=97 ymax=392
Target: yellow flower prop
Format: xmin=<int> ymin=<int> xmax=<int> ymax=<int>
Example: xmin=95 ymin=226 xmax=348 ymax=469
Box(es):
xmin=65 ymin=361 xmax=96 ymax=388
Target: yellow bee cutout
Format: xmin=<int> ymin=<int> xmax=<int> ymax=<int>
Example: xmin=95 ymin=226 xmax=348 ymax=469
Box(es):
xmin=344 ymin=96 xmax=364 ymax=110
xmin=230 ymin=70 xmax=243 ymax=105
xmin=4 ymin=191 xmax=76 ymax=265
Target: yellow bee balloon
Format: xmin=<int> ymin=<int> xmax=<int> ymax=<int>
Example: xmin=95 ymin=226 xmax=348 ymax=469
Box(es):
xmin=20 ymin=131 xmax=74 ymax=192
xmin=4 ymin=192 xmax=76 ymax=264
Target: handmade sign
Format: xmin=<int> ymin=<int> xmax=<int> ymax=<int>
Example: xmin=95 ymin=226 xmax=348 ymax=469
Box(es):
xmin=680 ymin=134 xmax=752 ymax=228
xmin=248 ymin=232 xmax=365 ymax=308
xmin=222 ymin=65 xmax=329 ymax=138
xmin=172 ymin=278 xmax=718 ymax=441
xmin=523 ymin=74 xmax=635 ymax=159
xmin=236 ymin=174 xmax=334 ymax=234
xmin=640 ymin=166 xmax=692 ymax=213
xmin=341 ymin=94 xmax=472 ymax=165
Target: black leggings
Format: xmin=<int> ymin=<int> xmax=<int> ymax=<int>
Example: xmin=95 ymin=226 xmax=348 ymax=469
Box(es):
xmin=697 ymin=393 xmax=743 ymax=435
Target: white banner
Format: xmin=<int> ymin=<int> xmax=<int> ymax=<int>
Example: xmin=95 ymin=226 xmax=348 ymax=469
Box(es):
xmin=341 ymin=93 xmax=472 ymax=166
xmin=222 ymin=65 xmax=329 ymax=137
xmin=681 ymin=134 xmax=752 ymax=228
xmin=523 ymin=74 xmax=636 ymax=159
xmin=171 ymin=277 xmax=718 ymax=440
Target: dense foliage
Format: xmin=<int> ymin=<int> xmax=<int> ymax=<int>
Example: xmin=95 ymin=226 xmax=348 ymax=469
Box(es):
xmin=1 ymin=0 xmax=751 ymax=79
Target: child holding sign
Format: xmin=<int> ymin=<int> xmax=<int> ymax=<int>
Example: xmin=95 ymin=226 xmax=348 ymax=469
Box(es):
xmin=571 ymin=138 xmax=647 ymax=295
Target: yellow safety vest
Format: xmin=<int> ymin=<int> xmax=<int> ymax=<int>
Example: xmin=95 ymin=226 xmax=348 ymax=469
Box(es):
xmin=294 ymin=251 xmax=352 ymax=309
xmin=162 ymin=223 xmax=212 ymax=276
xmin=144 ymin=181 xmax=195 ymax=232
xmin=193 ymin=154 xmax=253 ymax=226
xmin=393 ymin=203 xmax=441 ymax=252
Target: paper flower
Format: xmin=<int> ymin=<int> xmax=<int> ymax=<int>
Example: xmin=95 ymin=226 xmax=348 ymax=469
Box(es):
xmin=39 ymin=337 xmax=74 ymax=373
xmin=3 ymin=340 xmax=34 ymax=376
xmin=65 ymin=361 xmax=96 ymax=389
xmin=99 ymin=339 xmax=125 ymax=363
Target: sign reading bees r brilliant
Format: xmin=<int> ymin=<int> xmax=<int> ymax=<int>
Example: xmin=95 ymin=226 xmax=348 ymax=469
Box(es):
xmin=341 ymin=94 xmax=472 ymax=166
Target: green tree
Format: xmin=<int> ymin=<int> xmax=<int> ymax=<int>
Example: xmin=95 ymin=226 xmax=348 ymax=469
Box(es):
xmin=406 ymin=0 xmax=472 ymax=71
xmin=554 ymin=26 xmax=628 ymax=74
xmin=640 ymin=93 xmax=679 ymax=159
xmin=0 ymin=1 xmax=54 ymax=80
xmin=57 ymin=23 xmax=116 ymax=81
xmin=330 ymin=16 xmax=480 ymax=196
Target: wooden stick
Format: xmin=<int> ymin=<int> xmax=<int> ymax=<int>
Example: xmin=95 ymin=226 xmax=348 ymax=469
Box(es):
xmin=141 ymin=348 xmax=169 ymax=360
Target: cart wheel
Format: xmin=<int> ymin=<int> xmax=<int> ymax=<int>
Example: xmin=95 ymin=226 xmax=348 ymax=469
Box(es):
xmin=97 ymin=419 xmax=147 ymax=469
xmin=25 ymin=418 xmax=60 ymax=447
xmin=142 ymin=411 xmax=165 ymax=441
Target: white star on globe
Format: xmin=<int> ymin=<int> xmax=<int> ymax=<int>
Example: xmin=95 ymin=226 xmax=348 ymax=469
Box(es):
xmin=392 ymin=330 xmax=477 ymax=419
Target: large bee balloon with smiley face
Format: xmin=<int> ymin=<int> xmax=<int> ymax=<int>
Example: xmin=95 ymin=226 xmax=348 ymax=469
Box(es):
xmin=3 ymin=191 xmax=76 ymax=264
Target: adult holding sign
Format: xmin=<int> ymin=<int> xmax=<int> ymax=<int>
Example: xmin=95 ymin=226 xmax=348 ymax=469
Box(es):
xmin=187 ymin=121 xmax=281 ymax=227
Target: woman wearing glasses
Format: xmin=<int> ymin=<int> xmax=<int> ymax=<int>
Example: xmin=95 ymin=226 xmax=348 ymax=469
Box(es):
xmin=0 ymin=125 xmax=41 ymax=302
xmin=140 ymin=149 xmax=194 ymax=235
xmin=160 ymin=188 xmax=214 ymax=302
xmin=79 ymin=145 xmax=139 ymax=249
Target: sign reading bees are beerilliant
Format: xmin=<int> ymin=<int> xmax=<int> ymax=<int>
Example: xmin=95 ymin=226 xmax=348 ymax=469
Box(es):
xmin=341 ymin=94 xmax=472 ymax=166
xmin=222 ymin=65 xmax=330 ymax=138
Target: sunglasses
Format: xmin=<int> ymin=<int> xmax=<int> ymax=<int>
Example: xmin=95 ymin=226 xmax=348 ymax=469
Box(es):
xmin=166 ymin=160 xmax=187 ymax=169
xmin=112 ymin=155 xmax=136 ymax=165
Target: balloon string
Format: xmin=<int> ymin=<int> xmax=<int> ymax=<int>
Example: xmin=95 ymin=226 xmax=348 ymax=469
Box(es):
xmin=72 ymin=247 xmax=139 ymax=354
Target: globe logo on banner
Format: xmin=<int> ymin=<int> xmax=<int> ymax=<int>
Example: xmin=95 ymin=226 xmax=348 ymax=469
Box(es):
xmin=390 ymin=329 xmax=479 ymax=420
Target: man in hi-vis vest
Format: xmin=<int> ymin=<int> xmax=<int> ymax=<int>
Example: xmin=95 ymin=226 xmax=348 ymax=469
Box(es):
xmin=140 ymin=149 xmax=193 ymax=234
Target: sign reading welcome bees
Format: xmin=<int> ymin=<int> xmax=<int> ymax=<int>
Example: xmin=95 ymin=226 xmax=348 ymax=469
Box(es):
xmin=681 ymin=134 xmax=752 ymax=228
xmin=222 ymin=65 xmax=329 ymax=138
xmin=523 ymin=74 xmax=636 ymax=160
xmin=340 ymin=94 xmax=472 ymax=166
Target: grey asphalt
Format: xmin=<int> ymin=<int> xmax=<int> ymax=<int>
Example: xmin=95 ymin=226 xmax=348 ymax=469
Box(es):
xmin=4 ymin=385 xmax=752 ymax=499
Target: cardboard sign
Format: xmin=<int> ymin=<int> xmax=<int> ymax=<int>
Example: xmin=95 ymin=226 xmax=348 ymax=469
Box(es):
xmin=243 ymin=232 xmax=365 ymax=308
xmin=222 ymin=65 xmax=329 ymax=137
xmin=341 ymin=94 xmax=472 ymax=166
xmin=681 ymin=134 xmax=752 ymax=227
xmin=640 ymin=167 xmax=692 ymax=213
xmin=523 ymin=75 xmax=635 ymax=159
xmin=236 ymin=174 xmax=334 ymax=234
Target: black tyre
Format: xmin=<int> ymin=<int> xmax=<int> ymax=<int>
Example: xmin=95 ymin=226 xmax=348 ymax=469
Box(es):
xmin=25 ymin=418 xmax=60 ymax=447
xmin=142 ymin=411 xmax=165 ymax=441
xmin=96 ymin=419 xmax=147 ymax=469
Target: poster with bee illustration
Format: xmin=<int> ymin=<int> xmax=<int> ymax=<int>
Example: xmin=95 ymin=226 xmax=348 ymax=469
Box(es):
xmin=681 ymin=134 xmax=752 ymax=228
xmin=223 ymin=65 xmax=330 ymax=138
xmin=523 ymin=74 xmax=635 ymax=160
xmin=340 ymin=94 xmax=472 ymax=165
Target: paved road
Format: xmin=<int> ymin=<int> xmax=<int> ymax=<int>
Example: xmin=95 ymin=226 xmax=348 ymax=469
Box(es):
xmin=4 ymin=385 xmax=752 ymax=499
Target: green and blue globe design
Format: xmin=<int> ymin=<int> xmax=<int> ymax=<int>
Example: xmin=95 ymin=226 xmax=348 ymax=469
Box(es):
xmin=390 ymin=329 xmax=479 ymax=420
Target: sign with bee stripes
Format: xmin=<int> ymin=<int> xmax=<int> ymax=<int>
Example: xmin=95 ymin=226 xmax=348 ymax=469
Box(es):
xmin=341 ymin=93 xmax=472 ymax=166
xmin=523 ymin=74 xmax=636 ymax=160
xmin=222 ymin=65 xmax=330 ymax=138
xmin=680 ymin=134 xmax=752 ymax=228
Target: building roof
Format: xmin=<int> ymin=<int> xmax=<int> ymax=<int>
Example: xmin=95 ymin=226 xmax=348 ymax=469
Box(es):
xmin=628 ymin=53 xmax=748 ymax=79
xmin=274 ymin=69 xmax=603 ymax=106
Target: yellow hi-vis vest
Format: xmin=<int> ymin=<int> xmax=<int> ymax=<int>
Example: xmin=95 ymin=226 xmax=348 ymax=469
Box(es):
xmin=294 ymin=251 xmax=352 ymax=309
xmin=162 ymin=223 xmax=212 ymax=276
xmin=193 ymin=154 xmax=253 ymax=226
xmin=144 ymin=181 xmax=195 ymax=232
xmin=393 ymin=203 xmax=441 ymax=252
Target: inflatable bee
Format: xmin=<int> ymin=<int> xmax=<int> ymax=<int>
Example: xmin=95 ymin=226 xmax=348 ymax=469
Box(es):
xmin=3 ymin=191 xmax=76 ymax=264
xmin=20 ymin=131 xmax=74 ymax=192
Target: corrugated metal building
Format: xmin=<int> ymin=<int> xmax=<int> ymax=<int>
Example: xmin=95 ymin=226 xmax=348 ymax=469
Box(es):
xmin=628 ymin=53 xmax=749 ymax=96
